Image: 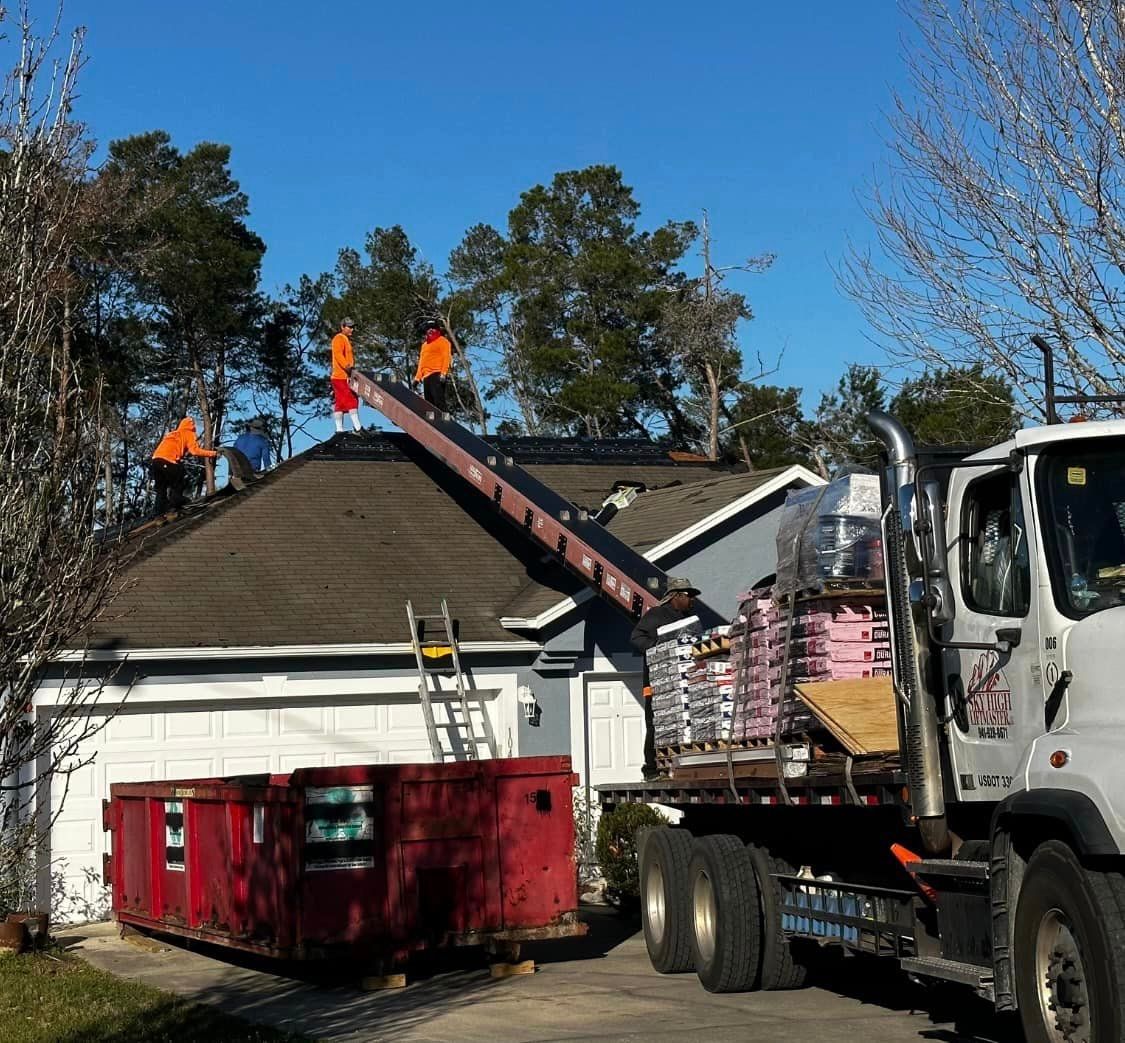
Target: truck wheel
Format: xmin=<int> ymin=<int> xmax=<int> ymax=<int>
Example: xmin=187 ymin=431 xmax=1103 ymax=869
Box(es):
xmin=1014 ymin=840 xmax=1125 ymax=1043
xmin=746 ymin=843 xmax=809 ymax=990
xmin=640 ymin=827 xmax=694 ymax=973
xmin=688 ymin=834 xmax=760 ymax=993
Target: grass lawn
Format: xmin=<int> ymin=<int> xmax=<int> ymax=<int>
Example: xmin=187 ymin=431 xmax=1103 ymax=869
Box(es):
xmin=0 ymin=949 xmax=312 ymax=1043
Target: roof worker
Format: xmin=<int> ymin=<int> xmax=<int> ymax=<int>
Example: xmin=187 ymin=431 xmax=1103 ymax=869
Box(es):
xmin=414 ymin=320 xmax=452 ymax=413
xmin=233 ymin=418 xmax=271 ymax=473
xmin=149 ymin=417 xmax=219 ymax=517
xmin=630 ymin=577 xmax=701 ymax=782
xmin=331 ymin=317 xmax=362 ymax=434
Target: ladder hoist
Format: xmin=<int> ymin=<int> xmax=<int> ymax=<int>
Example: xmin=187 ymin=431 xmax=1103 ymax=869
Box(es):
xmin=348 ymin=370 xmax=672 ymax=619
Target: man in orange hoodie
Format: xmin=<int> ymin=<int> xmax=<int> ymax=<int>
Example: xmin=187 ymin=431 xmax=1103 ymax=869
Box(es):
xmin=331 ymin=317 xmax=362 ymax=434
xmin=150 ymin=417 xmax=219 ymax=515
xmin=414 ymin=321 xmax=452 ymax=412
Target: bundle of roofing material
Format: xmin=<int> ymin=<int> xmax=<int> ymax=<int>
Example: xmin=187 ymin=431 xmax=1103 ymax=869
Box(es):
xmin=787 ymin=599 xmax=891 ymax=684
xmin=774 ymin=473 xmax=884 ymax=596
xmin=647 ymin=617 xmax=701 ymax=746
xmin=687 ymin=631 xmax=735 ymax=743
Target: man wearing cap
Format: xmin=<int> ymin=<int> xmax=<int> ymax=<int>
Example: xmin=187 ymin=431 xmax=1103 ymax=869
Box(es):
xmin=414 ymin=321 xmax=452 ymax=412
xmin=233 ymin=418 xmax=271 ymax=473
xmin=630 ymin=577 xmax=701 ymax=781
xmin=331 ymin=318 xmax=362 ymax=434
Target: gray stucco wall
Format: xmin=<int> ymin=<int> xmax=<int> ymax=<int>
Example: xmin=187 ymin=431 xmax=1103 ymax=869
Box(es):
xmin=516 ymin=486 xmax=793 ymax=759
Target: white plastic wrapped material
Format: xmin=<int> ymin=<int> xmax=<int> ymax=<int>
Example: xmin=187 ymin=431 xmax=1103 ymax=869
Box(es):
xmin=775 ymin=474 xmax=884 ymax=595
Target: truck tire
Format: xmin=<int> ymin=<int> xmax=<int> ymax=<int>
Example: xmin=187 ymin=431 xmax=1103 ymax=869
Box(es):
xmin=746 ymin=843 xmax=809 ymax=990
xmin=1014 ymin=840 xmax=1125 ymax=1043
xmin=640 ymin=827 xmax=694 ymax=973
xmin=688 ymin=834 xmax=760 ymax=993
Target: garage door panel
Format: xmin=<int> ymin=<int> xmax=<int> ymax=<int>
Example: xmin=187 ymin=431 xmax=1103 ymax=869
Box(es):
xmin=165 ymin=758 xmax=216 ymax=779
xmin=387 ymin=703 xmax=425 ymax=732
xmin=53 ymin=817 xmax=95 ymax=855
xmin=222 ymin=755 xmax=271 ymax=775
xmin=60 ymin=762 xmax=95 ymax=799
xmin=333 ymin=705 xmax=383 ymax=733
xmin=280 ymin=707 xmax=326 ymax=735
xmin=279 ymin=751 xmax=326 ymax=772
xmin=105 ymin=760 xmax=157 ymax=786
xmin=388 ymin=748 xmax=433 ymax=764
xmin=106 ymin=714 xmax=157 ymax=743
xmin=222 ymin=708 xmax=271 ymax=737
xmin=166 ymin=711 xmax=214 ymax=739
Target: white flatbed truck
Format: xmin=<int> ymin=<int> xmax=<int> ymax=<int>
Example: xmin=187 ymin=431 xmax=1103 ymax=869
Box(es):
xmin=601 ymin=406 xmax=1125 ymax=1043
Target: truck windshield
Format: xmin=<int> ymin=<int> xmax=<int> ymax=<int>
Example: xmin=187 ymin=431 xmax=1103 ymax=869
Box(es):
xmin=1039 ymin=437 xmax=1125 ymax=617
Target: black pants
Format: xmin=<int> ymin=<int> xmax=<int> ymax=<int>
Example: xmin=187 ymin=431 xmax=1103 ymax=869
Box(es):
xmin=422 ymin=373 xmax=447 ymax=412
xmin=150 ymin=459 xmax=185 ymax=514
xmin=643 ymin=688 xmax=656 ymax=774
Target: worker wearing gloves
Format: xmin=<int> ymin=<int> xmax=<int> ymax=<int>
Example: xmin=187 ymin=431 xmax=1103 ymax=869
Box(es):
xmin=233 ymin=418 xmax=271 ymax=473
xmin=149 ymin=417 xmax=219 ymax=515
xmin=414 ymin=321 xmax=452 ymax=412
xmin=630 ymin=577 xmax=701 ymax=781
xmin=331 ymin=317 xmax=362 ymax=434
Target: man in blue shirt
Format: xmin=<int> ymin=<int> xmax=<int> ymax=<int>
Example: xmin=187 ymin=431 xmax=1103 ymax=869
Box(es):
xmin=233 ymin=418 xmax=271 ymax=473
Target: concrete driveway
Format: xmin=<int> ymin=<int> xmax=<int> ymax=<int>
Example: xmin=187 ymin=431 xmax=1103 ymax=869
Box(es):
xmin=59 ymin=909 xmax=1019 ymax=1043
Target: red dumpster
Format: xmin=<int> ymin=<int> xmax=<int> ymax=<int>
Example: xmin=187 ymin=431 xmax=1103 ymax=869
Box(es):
xmin=103 ymin=756 xmax=584 ymax=964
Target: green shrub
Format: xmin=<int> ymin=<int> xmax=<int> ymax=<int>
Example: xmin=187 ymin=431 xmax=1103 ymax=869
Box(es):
xmin=595 ymin=804 xmax=668 ymax=903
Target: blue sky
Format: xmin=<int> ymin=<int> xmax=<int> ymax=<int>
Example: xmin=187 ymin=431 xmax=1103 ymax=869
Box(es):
xmin=65 ymin=1 xmax=910 ymax=444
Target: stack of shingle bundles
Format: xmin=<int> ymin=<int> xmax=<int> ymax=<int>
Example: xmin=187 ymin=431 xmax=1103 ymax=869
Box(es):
xmin=787 ymin=600 xmax=891 ymax=684
xmin=647 ymin=616 xmax=701 ymax=747
xmin=731 ymin=589 xmax=783 ymax=742
xmin=689 ymin=645 xmax=736 ymax=743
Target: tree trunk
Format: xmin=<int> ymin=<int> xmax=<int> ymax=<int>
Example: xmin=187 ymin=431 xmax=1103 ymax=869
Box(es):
xmin=443 ymin=318 xmax=488 ymax=433
xmin=704 ymin=360 xmax=720 ymax=461
xmin=190 ymin=347 xmax=216 ymax=496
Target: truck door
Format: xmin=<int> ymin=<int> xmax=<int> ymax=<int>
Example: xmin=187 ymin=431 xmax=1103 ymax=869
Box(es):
xmin=944 ymin=466 xmax=1040 ymax=800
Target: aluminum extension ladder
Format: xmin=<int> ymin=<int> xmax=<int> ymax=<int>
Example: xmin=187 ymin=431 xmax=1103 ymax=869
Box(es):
xmin=406 ymin=599 xmax=497 ymax=762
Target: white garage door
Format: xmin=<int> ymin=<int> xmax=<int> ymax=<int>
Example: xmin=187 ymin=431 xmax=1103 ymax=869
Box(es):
xmin=46 ymin=693 xmax=497 ymax=922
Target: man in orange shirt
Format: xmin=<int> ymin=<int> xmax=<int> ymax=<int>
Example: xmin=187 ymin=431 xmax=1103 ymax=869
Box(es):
xmin=331 ymin=317 xmax=362 ymax=433
xmin=149 ymin=417 xmax=219 ymax=515
xmin=414 ymin=321 xmax=452 ymax=412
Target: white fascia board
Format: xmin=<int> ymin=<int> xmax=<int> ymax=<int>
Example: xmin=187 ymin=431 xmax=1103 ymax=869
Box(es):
xmin=52 ymin=639 xmax=542 ymax=663
xmin=502 ymin=465 xmax=824 ymax=632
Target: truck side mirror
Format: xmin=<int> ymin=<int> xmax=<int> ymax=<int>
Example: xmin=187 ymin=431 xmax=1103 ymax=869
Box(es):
xmin=920 ymin=479 xmax=955 ymax=626
xmin=995 ymin=627 xmax=1022 ymax=652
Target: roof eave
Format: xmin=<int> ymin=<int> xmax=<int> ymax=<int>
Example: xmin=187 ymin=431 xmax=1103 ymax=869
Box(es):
xmin=54 ymin=639 xmax=542 ymax=663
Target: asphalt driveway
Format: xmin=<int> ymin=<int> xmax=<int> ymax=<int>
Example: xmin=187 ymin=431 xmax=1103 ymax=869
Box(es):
xmin=59 ymin=908 xmax=1018 ymax=1043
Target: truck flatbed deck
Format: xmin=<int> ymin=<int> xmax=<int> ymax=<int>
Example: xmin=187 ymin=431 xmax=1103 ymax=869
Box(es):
xmin=598 ymin=765 xmax=906 ymax=808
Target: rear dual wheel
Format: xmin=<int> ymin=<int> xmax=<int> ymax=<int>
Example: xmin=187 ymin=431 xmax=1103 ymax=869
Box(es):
xmin=688 ymin=835 xmax=761 ymax=993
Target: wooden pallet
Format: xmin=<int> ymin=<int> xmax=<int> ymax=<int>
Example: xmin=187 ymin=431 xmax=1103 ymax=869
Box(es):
xmin=691 ymin=634 xmax=732 ymax=660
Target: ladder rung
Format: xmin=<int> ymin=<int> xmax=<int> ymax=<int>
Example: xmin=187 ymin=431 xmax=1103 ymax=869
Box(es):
xmin=413 ymin=614 xmax=451 ymax=622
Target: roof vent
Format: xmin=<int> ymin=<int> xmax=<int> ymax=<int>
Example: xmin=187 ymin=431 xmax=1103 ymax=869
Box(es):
xmin=594 ymin=485 xmax=641 ymax=525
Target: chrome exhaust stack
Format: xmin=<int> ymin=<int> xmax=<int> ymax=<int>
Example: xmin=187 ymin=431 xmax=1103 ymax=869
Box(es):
xmin=867 ymin=410 xmax=949 ymax=854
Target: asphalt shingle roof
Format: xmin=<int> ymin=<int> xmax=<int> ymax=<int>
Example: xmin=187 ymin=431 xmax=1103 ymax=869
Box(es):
xmin=499 ymin=468 xmax=793 ymax=622
xmin=92 ymin=432 xmax=733 ymax=650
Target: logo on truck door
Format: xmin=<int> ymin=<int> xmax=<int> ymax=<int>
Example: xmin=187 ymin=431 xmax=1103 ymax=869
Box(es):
xmin=967 ymin=650 xmax=1014 ymax=740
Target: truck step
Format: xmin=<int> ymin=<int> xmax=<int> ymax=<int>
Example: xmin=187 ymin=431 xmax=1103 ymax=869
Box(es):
xmin=899 ymin=955 xmax=993 ymax=993
xmin=910 ymin=858 xmax=989 ymax=881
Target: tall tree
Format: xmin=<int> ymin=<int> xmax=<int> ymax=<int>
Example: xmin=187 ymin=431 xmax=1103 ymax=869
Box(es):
xmin=658 ymin=211 xmax=775 ymax=459
xmin=250 ymin=275 xmax=331 ymax=459
xmin=333 ymin=225 xmax=487 ymax=429
xmin=499 ymin=165 xmax=696 ymax=437
xmin=812 ymin=364 xmax=887 ymax=470
xmin=102 ymin=131 xmax=265 ymax=494
xmin=841 ymin=0 xmax=1125 ymax=421
xmin=0 ymin=5 xmax=128 ymax=913
xmin=727 ymin=384 xmax=816 ymax=471
xmin=891 ymin=364 xmax=1017 ymax=447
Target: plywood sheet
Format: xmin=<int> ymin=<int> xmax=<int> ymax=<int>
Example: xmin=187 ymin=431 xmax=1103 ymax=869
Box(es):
xmin=794 ymin=678 xmax=898 ymax=756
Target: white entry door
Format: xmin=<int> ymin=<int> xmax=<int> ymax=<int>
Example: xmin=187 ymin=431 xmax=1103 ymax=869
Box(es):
xmin=583 ymin=675 xmax=645 ymax=789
